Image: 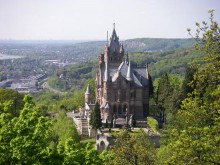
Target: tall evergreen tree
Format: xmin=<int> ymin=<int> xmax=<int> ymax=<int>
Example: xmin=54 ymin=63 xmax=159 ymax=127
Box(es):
xmin=180 ymin=64 xmax=198 ymax=99
xmin=89 ymin=102 xmax=102 ymax=130
xmin=149 ymin=75 xmax=154 ymax=98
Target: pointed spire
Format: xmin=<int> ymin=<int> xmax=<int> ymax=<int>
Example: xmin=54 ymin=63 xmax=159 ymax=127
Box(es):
xmin=109 ymin=23 xmax=120 ymax=54
xmin=126 ymin=61 xmax=133 ymax=81
xmin=104 ymin=60 xmax=110 ymax=82
xmin=120 ymin=43 xmax=124 ymax=54
xmin=85 ymin=84 xmax=92 ymax=94
xmin=106 ymin=31 xmax=109 ymax=45
xmin=146 ymin=63 xmax=149 ymax=79
xmin=125 ymin=51 xmax=129 ymax=64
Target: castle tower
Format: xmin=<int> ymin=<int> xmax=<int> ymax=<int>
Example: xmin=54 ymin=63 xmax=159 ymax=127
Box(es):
xmin=85 ymin=84 xmax=92 ymax=104
xmin=103 ymin=59 xmax=110 ymax=101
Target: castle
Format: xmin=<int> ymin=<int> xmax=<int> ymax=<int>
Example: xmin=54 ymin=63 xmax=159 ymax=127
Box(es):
xmin=85 ymin=25 xmax=150 ymax=123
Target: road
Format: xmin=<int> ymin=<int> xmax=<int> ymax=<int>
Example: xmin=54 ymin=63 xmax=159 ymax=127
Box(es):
xmin=42 ymin=82 xmax=67 ymax=95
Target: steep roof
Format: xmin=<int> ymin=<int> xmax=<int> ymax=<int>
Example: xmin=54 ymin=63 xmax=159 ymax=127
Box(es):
xmin=109 ymin=26 xmax=120 ymax=56
xmin=85 ymin=84 xmax=92 ymax=94
xmin=126 ymin=61 xmax=134 ymax=81
xmin=111 ymin=60 xmax=149 ymax=87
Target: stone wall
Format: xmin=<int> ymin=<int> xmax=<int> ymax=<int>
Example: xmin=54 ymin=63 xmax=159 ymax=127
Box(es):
xmin=96 ymin=133 xmax=114 ymax=153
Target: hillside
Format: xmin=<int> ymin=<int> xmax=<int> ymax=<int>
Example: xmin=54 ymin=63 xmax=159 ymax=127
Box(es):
xmin=49 ymin=46 xmax=205 ymax=92
xmin=0 ymin=38 xmax=195 ymax=63
xmin=71 ymin=38 xmax=195 ymax=58
xmin=130 ymin=48 xmax=204 ymax=78
xmin=124 ymin=38 xmax=195 ymax=52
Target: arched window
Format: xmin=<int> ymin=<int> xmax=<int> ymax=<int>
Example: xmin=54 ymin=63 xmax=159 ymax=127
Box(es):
xmin=113 ymin=104 xmax=117 ymax=114
xmin=123 ymin=104 xmax=127 ymax=114
xmin=118 ymin=104 xmax=122 ymax=115
xmin=99 ymin=141 xmax=106 ymax=153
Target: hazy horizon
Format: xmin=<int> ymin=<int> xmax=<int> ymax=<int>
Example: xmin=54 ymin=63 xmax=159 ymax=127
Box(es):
xmin=0 ymin=0 xmax=220 ymax=40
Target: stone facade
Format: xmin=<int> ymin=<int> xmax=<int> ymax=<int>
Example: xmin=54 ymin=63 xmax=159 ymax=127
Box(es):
xmin=86 ymin=25 xmax=150 ymax=123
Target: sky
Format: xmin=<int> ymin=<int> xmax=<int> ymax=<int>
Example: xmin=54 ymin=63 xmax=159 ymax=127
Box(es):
xmin=0 ymin=0 xmax=220 ymax=40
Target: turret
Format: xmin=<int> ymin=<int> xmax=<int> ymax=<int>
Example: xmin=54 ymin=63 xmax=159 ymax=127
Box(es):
xmin=104 ymin=59 xmax=110 ymax=82
xmin=146 ymin=63 xmax=149 ymax=79
xmin=126 ymin=61 xmax=133 ymax=81
xmin=120 ymin=44 xmax=124 ymax=54
xmin=125 ymin=51 xmax=129 ymax=64
xmin=85 ymin=84 xmax=92 ymax=104
xmin=104 ymin=45 xmax=109 ymax=63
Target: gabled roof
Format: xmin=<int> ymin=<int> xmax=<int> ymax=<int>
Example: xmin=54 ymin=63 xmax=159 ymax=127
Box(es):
xmin=111 ymin=60 xmax=149 ymax=87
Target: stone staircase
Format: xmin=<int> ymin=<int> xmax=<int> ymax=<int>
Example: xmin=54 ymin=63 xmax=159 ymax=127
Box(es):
xmin=81 ymin=118 xmax=89 ymax=135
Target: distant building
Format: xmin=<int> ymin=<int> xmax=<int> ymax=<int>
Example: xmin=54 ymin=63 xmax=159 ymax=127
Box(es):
xmin=85 ymin=25 xmax=150 ymax=122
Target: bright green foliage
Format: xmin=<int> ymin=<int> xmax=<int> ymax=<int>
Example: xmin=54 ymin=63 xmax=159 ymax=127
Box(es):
xmin=73 ymin=90 xmax=85 ymax=109
xmin=84 ymin=143 xmax=103 ymax=165
xmin=52 ymin=110 xmax=81 ymax=145
xmin=0 ymin=88 xmax=25 ymax=116
xmin=58 ymin=139 xmax=85 ymax=165
xmin=99 ymin=150 xmax=115 ymax=165
xmin=34 ymin=90 xmax=61 ymax=113
xmin=158 ymin=10 xmax=220 ymax=165
xmin=147 ymin=117 xmax=159 ymax=132
xmin=10 ymin=95 xmax=52 ymax=164
xmin=0 ymin=95 xmax=104 ymax=164
xmin=57 ymin=139 xmax=102 ymax=165
xmin=0 ymin=100 xmax=16 ymax=164
xmin=83 ymin=78 xmax=96 ymax=99
xmin=0 ymin=95 xmax=52 ymax=164
xmin=108 ymin=130 xmax=156 ymax=165
xmin=89 ymin=102 xmax=102 ymax=130
xmin=48 ymin=61 xmax=98 ymax=92
xmin=158 ymin=92 xmax=220 ymax=165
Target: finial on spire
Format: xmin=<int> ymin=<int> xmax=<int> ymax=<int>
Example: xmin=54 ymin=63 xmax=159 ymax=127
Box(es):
xmin=113 ymin=22 xmax=115 ymax=29
xmin=125 ymin=51 xmax=129 ymax=64
xmin=107 ymin=31 xmax=108 ymax=44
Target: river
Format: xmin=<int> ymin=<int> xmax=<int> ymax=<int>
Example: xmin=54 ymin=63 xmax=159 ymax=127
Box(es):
xmin=0 ymin=53 xmax=24 ymax=60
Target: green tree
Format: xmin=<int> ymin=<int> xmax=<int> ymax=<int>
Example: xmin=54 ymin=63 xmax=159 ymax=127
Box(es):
xmin=73 ymin=90 xmax=85 ymax=109
xmin=57 ymin=139 xmax=102 ymax=165
xmin=0 ymin=100 xmax=15 ymax=164
xmin=157 ymin=10 xmax=220 ymax=165
xmin=155 ymin=73 xmax=183 ymax=123
xmin=108 ymin=130 xmax=156 ymax=165
xmin=52 ymin=110 xmax=81 ymax=145
xmin=89 ymin=102 xmax=102 ymax=131
xmin=0 ymin=89 xmax=25 ymax=116
xmin=149 ymin=75 xmax=154 ymax=98
xmin=181 ymin=64 xmax=197 ymax=97
xmin=0 ymin=95 xmax=53 ymax=164
xmin=10 ymin=95 xmax=52 ymax=164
